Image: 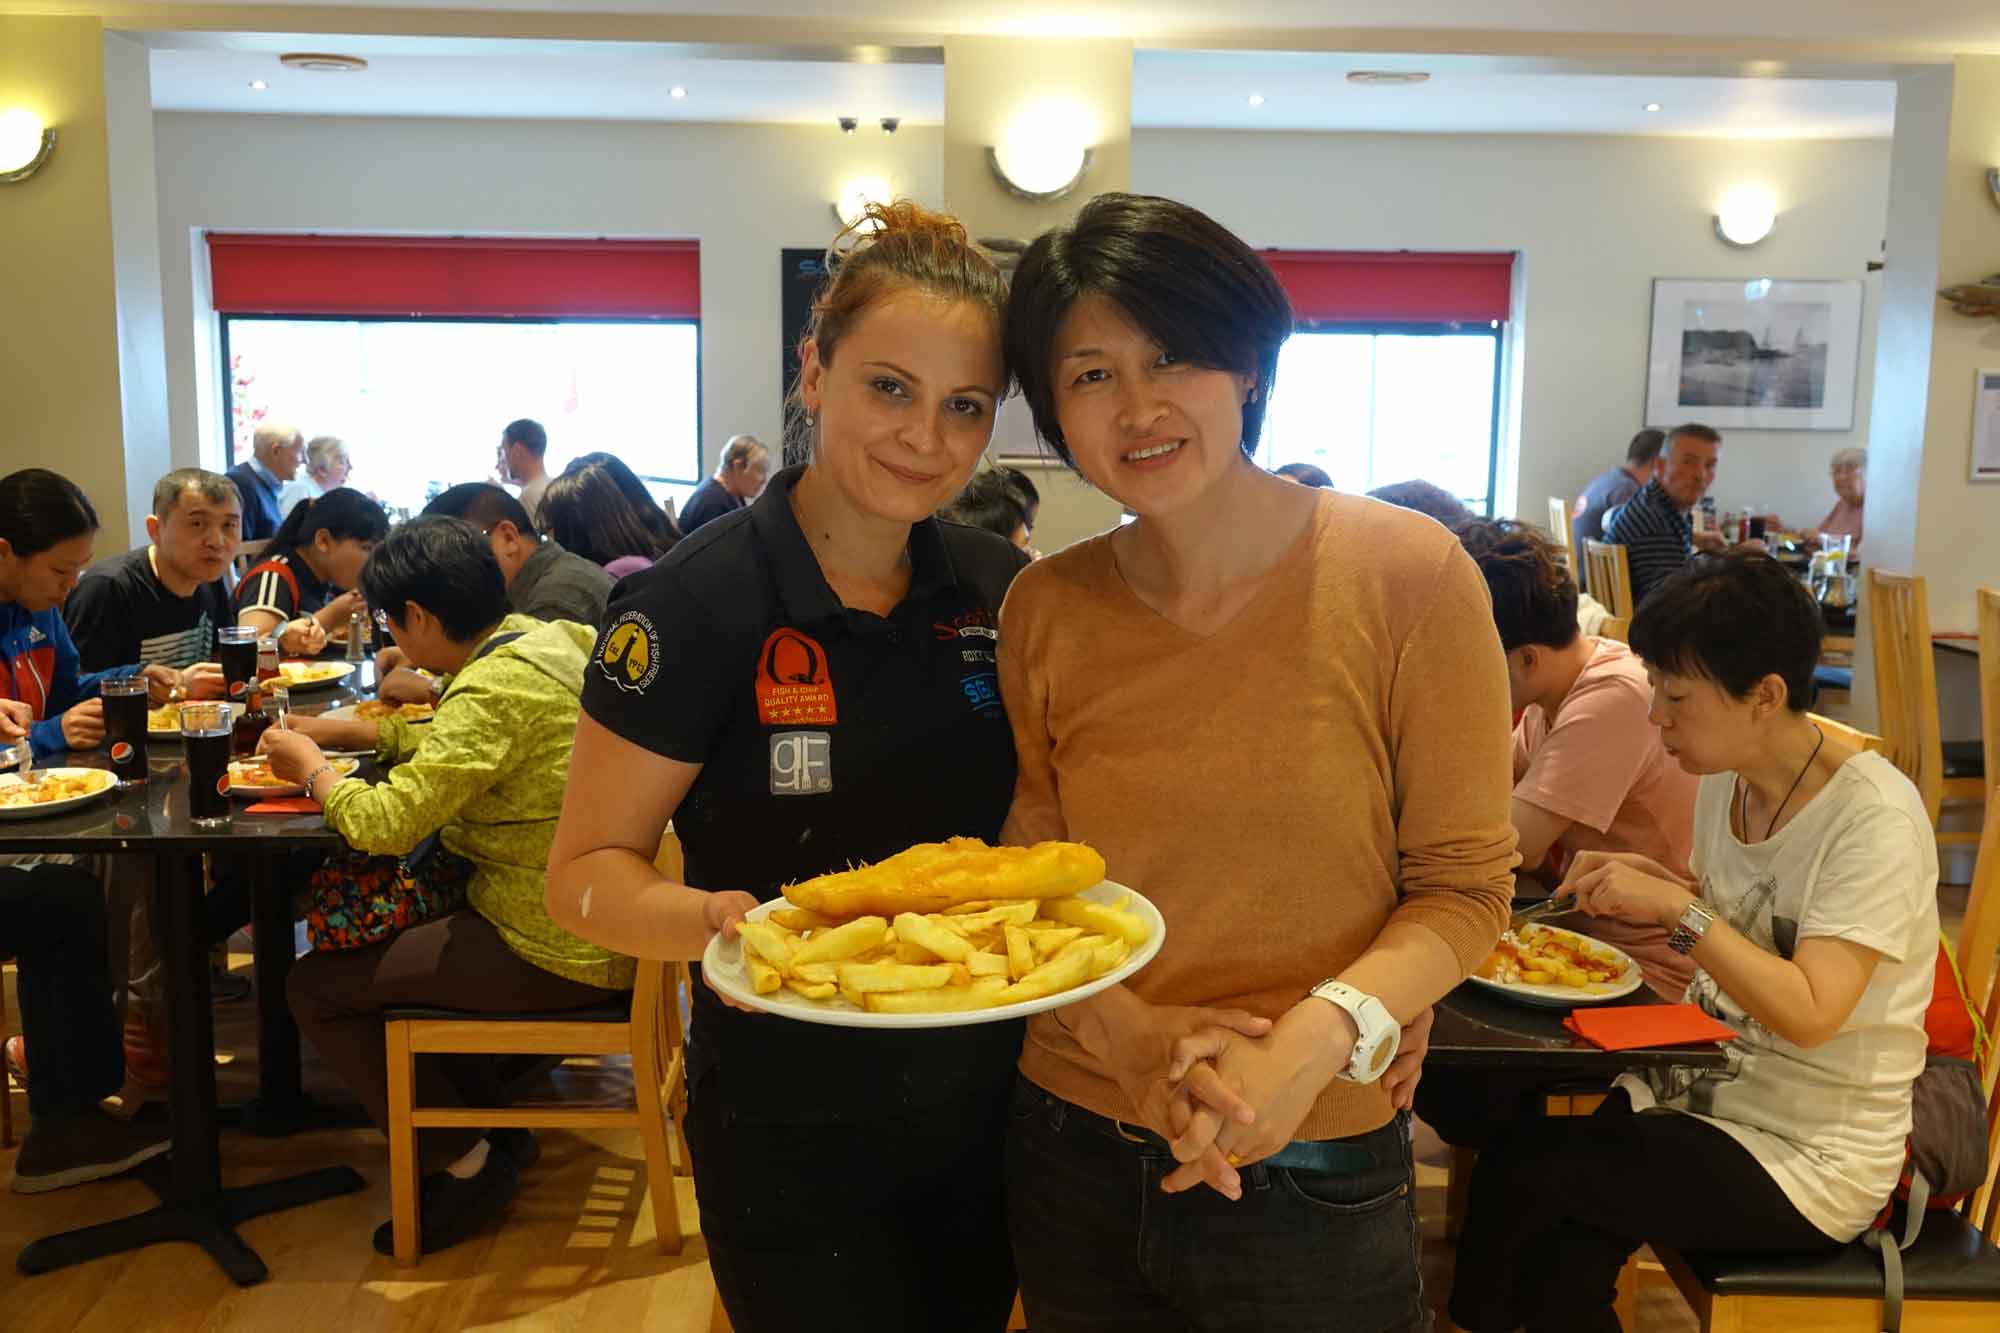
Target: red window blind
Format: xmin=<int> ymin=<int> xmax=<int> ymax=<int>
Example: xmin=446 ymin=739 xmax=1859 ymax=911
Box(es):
xmin=206 ymin=234 xmax=700 ymax=319
xmin=1261 ymin=250 xmax=1514 ymax=325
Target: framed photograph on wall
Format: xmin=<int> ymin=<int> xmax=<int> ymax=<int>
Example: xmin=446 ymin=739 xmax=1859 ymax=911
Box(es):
xmin=1645 ymin=278 xmax=1864 ymax=431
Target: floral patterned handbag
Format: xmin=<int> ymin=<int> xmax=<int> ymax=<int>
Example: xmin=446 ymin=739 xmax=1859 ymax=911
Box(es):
xmin=305 ymin=836 xmax=475 ymax=952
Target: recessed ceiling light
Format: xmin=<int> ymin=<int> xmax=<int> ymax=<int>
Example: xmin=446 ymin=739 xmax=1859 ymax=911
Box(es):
xmin=1346 ymin=70 xmax=1430 ymax=86
xmin=278 ymin=53 xmax=368 ymax=74
xmin=1247 ymin=93 xmax=1265 ymax=107
xmin=248 ymin=80 xmax=268 ymax=92
xmin=670 ymin=86 xmax=688 ymax=99
xmin=1644 ymin=102 xmax=1664 ymax=113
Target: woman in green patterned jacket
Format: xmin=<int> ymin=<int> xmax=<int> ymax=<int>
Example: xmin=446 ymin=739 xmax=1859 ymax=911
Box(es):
xmin=263 ymin=515 xmax=632 ymax=1257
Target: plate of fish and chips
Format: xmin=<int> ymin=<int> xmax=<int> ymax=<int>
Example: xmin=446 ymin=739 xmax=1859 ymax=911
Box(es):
xmin=1469 ymin=922 xmax=1643 ymax=1008
xmin=702 ymin=838 xmax=1164 ymax=1028
xmin=0 ymin=768 xmax=119 ymax=820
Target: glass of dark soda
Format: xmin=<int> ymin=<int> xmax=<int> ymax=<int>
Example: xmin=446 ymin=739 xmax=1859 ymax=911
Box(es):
xmin=101 ymin=675 xmax=149 ymax=782
xmin=179 ymin=702 xmax=234 ymax=827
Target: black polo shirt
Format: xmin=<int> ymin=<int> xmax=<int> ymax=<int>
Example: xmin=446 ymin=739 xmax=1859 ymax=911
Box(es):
xmin=582 ymin=465 xmax=1028 ymax=1123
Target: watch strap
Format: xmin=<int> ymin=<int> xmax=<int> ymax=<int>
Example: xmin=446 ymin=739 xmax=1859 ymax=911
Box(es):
xmin=1669 ymin=902 xmax=1715 ymax=955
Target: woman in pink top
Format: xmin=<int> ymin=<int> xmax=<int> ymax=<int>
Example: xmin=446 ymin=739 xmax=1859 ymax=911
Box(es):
xmin=1808 ymin=447 xmax=1865 ymax=549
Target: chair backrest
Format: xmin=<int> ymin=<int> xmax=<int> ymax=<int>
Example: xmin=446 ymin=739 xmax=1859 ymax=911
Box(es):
xmin=1547 ymin=497 xmax=1577 ymax=577
xmin=1599 ymin=615 xmax=1630 ymax=644
xmin=1979 ymin=587 xmax=1999 ymax=807
xmin=228 ymin=538 xmax=272 ymax=595
xmin=1808 ymin=711 xmax=1884 ymax=755
xmin=1960 ymin=794 xmax=2000 ymax=1242
xmin=1583 ymin=540 xmax=1633 ymax=618
xmin=1867 ymin=569 xmax=1947 ymax=828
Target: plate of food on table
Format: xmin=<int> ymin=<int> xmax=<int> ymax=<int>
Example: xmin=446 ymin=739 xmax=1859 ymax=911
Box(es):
xmin=148 ymin=699 xmax=244 ymax=736
xmin=226 ymin=755 xmax=360 ymax=799
xmin=1469 ymin=922 xmax=1643 ymax=1008
xmin=702 ymin=837 xmax=1164 ymax=1029
xmin=322 ymin=699 xmax=435 ymax=723
xmin=0 ymin=768 xmax=120 ymax=819
xmin=277 ymin=660 xmax=356 ymax=691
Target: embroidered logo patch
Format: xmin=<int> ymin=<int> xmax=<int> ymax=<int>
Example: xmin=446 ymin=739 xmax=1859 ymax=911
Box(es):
xmin=959 ymin=670 xmax=1001 ymax=716
xmin=756 ymin=629 xmax=837 ymax=726
xmin=769 ymin=731 xmax=832 ymax=795
xmin=597 ymin=612 xmax=660 ymax=694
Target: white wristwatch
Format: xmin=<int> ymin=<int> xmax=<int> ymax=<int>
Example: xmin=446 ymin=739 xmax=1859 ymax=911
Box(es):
xmin=1306 ymin=980 xmax=1401 ymax=1084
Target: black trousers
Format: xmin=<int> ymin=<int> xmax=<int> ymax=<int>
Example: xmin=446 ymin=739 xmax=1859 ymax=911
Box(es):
xmin=0 ymin=862 xmax=122 ymax=1116
xmin=686 ymin=1066 xmax=1016 ymax=1333
xmin=1449 ymin=1090 xmax=1841 ymax=1333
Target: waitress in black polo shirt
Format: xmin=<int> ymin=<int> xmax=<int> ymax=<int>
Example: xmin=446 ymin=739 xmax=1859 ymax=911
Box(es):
xmin=547 ymin=201 xmax=1024 ymax=1333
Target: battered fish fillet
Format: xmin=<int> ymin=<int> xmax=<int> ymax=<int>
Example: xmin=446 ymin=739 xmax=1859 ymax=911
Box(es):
xmin=783 ymin=837 xmax=1107 ymax=918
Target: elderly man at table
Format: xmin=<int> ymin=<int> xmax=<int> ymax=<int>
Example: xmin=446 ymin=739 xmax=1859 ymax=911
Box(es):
xmin=1601 ymin=423 xmax=1725 ymax=607
xmin=1572 ymin=427 xmax=1664 ymax=552
xmin=262 ymin=517 xmax=632 ymax=1256
xmin=1807 ymin=446 xmax=1865 ymax=551
xmin=676 ymin=433 xmax=771 ymax=535
xmin=370 ymin=484 xmax=612 ymax=706
xmin=226 ymin=421 xmax=305 ymax=544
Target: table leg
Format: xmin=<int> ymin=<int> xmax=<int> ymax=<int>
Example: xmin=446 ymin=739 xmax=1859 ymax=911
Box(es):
xmin=244 ymin=854 xmax=307 ymax=1136
xmin=14 ymin=853 xmax=364 ymax=1285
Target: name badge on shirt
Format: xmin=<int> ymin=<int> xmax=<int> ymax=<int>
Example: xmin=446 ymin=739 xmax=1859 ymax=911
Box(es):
xmin=769 ymin=731 xmax=833 ymax=796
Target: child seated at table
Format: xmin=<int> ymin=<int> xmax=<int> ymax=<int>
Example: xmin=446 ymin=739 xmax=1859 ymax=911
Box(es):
xmin=1448 ymin=553 xmax=1938 ymax=1332
xmin=260 ymin=517 xmax=633 ymax=1257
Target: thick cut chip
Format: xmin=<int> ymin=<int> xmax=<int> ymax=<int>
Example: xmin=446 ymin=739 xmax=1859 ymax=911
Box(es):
xmin=965 ymin=951 xmax=1010 ymax=977
xmin=996 ymin=947 xmax=1094 ymax=1005
xmin=734 ymin=922 xmax=798 ymax=969
xmin=783 ymin=838 xmax=1106 ymax=918
xmin=1039 ymin=897 xmax=1149 ymax=947
xmin=790 ymin=916 xmax=890 ymax=967
xmin=836 ymin=962 xmax=957 ymax=994
xmin=1004 ymin=924 xmax=1035 ymax=981
xmin=745 ymin=956 xmax=783 ymax=995
xmin=863 ymin=976 xmax=1009 ymax=1014
xmin=1030 ymin=926 xmax=1085 ymax=960
xmin=893 ymin=912 xmax=973 ymax=963
xmin=784 ymin=978 xmax=837 ymax=1001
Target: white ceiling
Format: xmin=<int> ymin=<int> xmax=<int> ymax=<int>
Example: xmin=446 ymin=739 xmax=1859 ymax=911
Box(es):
xmin=147 ymin=41 xmax=1897 ymax=138
xmin=76 ymin=0 xmax=2000 ymax=49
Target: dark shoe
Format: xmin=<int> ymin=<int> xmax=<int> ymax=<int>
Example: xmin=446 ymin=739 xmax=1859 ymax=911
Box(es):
xmin=488 ymin=1128 xmax=541 ymax=1173
xmin=11 ymin=1110 xmax=171 ymax=1194
xmin=371 ymin=1151 xmax=521 ymax=1257
xmin=210 ymin=966 xmax=252 ymax=1003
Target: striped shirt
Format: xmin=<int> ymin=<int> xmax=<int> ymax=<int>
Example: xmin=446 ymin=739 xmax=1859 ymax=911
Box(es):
xmin=235 ymin=547 xmax=332 ymax=624
xmin=1603 ymin=478 xmax=1694 ymax=607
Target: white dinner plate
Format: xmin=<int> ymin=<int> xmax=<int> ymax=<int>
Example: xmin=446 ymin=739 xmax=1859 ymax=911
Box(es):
xmin=1466 ymin=924 xmax=1645 ymax=1009
xmin=148 ymin=701 xmax=244 ymax=736
xmin=321 ymin=701 xmax=434 ymax=725
xmin=702 ymin=879 xmax=1167 ymax=1029
xmin=277 ymin=660 xmax=357 ymax=692
xmin=227 ymin=756 xmax=359 ymax=799
xmin=0 ymin=768 xmax=120 ymax=821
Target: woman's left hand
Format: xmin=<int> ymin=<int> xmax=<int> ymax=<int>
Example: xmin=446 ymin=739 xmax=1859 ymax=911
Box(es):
xmin=258 ymin=726 xmax=324 ymax=784
xmin=1162 ymin=999 xmax=1350 ymax=1188
xmin=1565 ymin=855 xmax=1695 ymax=929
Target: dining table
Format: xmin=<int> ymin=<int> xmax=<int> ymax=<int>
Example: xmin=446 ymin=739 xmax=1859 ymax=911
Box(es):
xmin=6 ymin=662 xmax=386 ymax=1285
xmin=1431 ymin=981 xmax=1732 ymax=1077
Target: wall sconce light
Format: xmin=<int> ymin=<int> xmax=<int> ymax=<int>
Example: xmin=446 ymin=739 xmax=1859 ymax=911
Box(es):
xmin=0 ymin=110 xmax=56 ymax=184
xmin=1714 ymin=186 xmax=1778 ymax=248
xmin=1987 ymin=167 xmax=1999 ymax=212
xmin=987 ymin=101 xmax=1093 ymax=202
xmin=833 ymin=176 xmax=894 ymax=231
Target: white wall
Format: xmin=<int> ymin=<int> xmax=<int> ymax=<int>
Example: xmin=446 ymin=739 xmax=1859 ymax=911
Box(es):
xmin=1134 ymin=130 xmax=1892 ymax=531
xmin=151 ymin=113 xmax=943 ymax=476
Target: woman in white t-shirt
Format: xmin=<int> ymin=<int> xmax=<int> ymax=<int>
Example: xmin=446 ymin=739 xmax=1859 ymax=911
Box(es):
xmin=1449 ymin=552 xmax=1937 ymax=1333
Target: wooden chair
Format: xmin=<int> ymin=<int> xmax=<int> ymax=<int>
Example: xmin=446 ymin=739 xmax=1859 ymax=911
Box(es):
xmin=226 ymin=537 xmax=271 ymax=594
xmin=382 ymin=835 xmax=693 ymax=1264
xmin=1599 ymin=615 xmax=1630 ymax=644
xmin=1 ymin=959 xmax=15 ymax=1150
xmin=1629 ymin=790 xmax=2000 ymax=1331
xmin=1868 ymin=571 xmax=1984 ymax=851
xmin=1811 ymin=712 xmax=1885 ymax=755
xmin=1583 ymin=540 xmax=1634 ymax=619
xmin=1548 ymin=497 xmax=1578 ymax=578
xmin=1979 ymin=588 xmax=1999 ymax=808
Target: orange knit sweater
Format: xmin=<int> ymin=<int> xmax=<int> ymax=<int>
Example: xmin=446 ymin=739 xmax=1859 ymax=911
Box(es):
xmin=999 ymin=491 xmax=1518 ymax=1140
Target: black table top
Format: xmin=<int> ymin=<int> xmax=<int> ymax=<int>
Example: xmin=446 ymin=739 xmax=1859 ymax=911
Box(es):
xmin=0 ymin=677 xmax=376 ymax=854
xmin=1432 ymin=981 xmax=1733 ymax=1074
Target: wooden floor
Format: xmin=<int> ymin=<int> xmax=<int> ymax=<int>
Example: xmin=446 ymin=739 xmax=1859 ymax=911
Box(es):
xmin=23 ymin=883 xmax=1979 ymax=1333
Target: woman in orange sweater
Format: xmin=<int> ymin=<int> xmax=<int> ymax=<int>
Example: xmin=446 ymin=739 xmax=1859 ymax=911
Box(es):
xmin=997 ymin=195 xmax=1517 ymax=1331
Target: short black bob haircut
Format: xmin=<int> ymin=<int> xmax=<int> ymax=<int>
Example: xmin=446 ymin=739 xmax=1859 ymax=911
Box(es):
xmin=1629 ymin=551 xmax=1820 ymax=712
xmin=1005 ymin=193 xmax=1293 ymax=468
xmin=425 ymin=482 xmax=538 ymax=539
xmin=359 ymin=516 xmax=510 ymax=643
xmin=1456 ymin=519 xmax=1580 ymax=652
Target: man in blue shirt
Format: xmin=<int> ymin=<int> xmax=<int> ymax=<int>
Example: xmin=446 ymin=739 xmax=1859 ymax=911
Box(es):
xmin=678 ymin=434 xmax=772 ymax=534
xmin=226 ymin=421 xmax=304 ymax=542
xmin=1573 ymin=428 xmax=1664 ymax=553
xmin=1602 ymin=424 xmax=1724 ymax=607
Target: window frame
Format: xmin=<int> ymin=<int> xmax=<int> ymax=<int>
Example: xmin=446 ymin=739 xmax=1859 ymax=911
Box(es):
xmin=217 ymin=311 xmax=706 ymax=488
xmin=1271 ymin=318 xmax=1504 ymax=518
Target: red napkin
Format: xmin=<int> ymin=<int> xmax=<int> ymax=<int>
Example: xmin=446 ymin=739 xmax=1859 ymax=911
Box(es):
xmin=244 ymin=797 xmax=322 ymax=814
xmin=1563 ymin=1004 xmax=1738 ymax=1051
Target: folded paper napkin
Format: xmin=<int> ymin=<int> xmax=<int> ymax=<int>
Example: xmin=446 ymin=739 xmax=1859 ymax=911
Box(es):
xmin=1563 ymin=1004 xmax=1738 ymax=1052
xmin=244 ymin=797 xmax=322 ymax=815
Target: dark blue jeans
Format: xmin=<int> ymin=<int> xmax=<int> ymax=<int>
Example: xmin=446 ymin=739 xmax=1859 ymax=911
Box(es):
xmin=0 ymin=862 xmax=121 ymax=1116
xmin=1007 ymin=1077 xmax=1430 ymax=1332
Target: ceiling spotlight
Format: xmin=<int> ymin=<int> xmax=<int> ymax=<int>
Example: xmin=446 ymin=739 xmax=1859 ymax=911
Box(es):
xmin=278 ymin=53 xmax=367 ymax=74
xmin=838 ymin=116 xmax=858 ymax=134
xmin=1247 ymin=93 xmax=1265 ymax=107
xmin=1644 ymin=102 xmax=1663 ymax=113
xmin=880 ymin=116 xmax=900 ymax=134
xmin=1346 ymin=70 xmax=1430 ymax=86
xmin=249 ymin=80 xmax=269 ymax=92
xmin=670 ymin=86 xmax=688 ymax=100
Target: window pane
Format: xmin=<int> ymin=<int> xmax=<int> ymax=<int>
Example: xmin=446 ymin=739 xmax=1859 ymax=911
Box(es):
xmin=1264 ymin=328 xmax=1498 ymax=513
xmin=226 ymin=318 xmax=700 ymax=514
